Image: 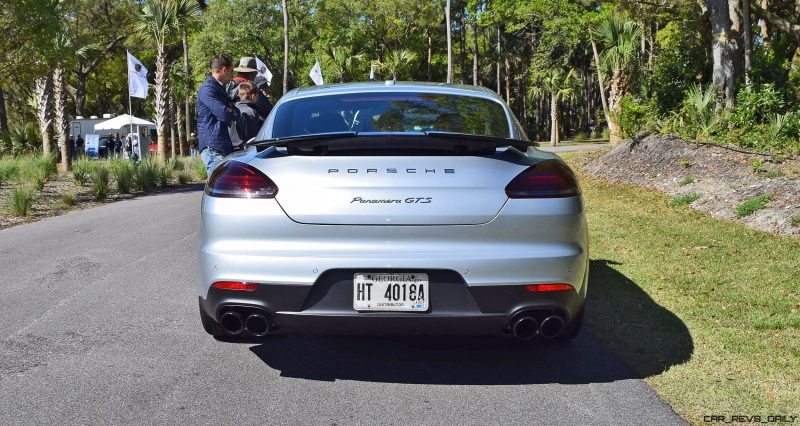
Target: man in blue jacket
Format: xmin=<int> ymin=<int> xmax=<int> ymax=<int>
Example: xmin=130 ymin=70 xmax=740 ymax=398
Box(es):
xmin=197 ymin=54 xmax=237 ymax=177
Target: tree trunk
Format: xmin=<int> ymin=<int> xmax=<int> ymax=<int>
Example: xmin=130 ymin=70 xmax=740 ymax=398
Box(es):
xmin=155 ymin=43 xmax=169 ymax=162
xmin=427 ymin=32 xmax=432 ymax=81
xmin=446 ymin=0 xmax=453 ymax=83
xmin=282 ymin=0 xmax=289 ymax=95
xmin=496 ymin=25 xmax=501 ymax=93
xmin=0 ymin=86 xmax=7 ymax=133
xmin=459 ymin=6 xmax=467 ymax=83
xmin=54 ymin=67 xmax=70 ymax=170
xmin=550 ymin=92 xmax=559 ymax=146
xmin=175 ymin=96 xmax=185 ymax=156
xmin=169 ymin=95 xmax=178 ymax=160
xmin=183 ymin=30 xmax=192 ymax=145
xmin=75 ymin=72 xmax=87 ymax=117
xmin=472 ymin=6 xmax=479 ymax=85
xmin=742 ymin=0 xmax=753 ymax=83
xmin=35 ymin=77 xmax=53 ymax=156
xmin=708 ymin=0 xmax=743 ymax=109
xmin=607 ymin=70 xmax=626 ymax=144
xmin=504 ymin=56 xmax=510 ymax=103
xmin=590 ymin=37 xmax=611 ymax=132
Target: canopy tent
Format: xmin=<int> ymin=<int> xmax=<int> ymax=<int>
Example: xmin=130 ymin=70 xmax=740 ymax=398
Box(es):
xmin=94 ymin=114 xmax=156 ymax=130
xmin=94 ymin=114 xmax=155 ymax=159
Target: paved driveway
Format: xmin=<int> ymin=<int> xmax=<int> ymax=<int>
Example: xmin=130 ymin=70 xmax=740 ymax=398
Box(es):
xmin=0 ymin=187 xmax=684 ymax=425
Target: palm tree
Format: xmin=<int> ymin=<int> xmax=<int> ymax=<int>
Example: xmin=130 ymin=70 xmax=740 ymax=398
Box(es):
xmin=52 ymin=30 xmax=72 ymax=170
xmin=282 ymin=0 xmax=289 ymax=95
xmin=174 ymin=0 xmax=199 ymax=152
xmin=372 ymin=50 xmax=418 ymax=81
xmin=34 ymin=76 xmax=53 ymax=156
xmin=529 ymin=68 xmax=579 ymax=146
xmin=323 ymin=47 xmax=366 ymax=83
xmin=137 ymin=0 xmax=177 ymax=162
xmin=593 ymin=16 xmax=641 ymax=144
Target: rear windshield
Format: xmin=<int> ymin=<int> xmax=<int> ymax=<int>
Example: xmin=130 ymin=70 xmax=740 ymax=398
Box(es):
xmin=265 ymin=92 xmax=511 ymax=139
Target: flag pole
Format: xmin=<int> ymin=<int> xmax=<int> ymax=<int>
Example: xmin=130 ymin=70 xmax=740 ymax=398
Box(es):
xmin=127 ymin=50 xmax=135 ymax=159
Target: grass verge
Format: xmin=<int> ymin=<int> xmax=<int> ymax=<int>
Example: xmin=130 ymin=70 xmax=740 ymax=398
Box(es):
xmin=562 ymin=153 xmax=799 ymax=424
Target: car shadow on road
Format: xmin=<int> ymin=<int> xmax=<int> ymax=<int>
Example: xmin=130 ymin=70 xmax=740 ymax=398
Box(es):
xmin=248 ymin=259 xmax=693 ymax=385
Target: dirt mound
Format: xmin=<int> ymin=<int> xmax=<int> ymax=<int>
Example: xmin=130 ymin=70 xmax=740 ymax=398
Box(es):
xmin=583 ymin=133 xmax=800 ymax=236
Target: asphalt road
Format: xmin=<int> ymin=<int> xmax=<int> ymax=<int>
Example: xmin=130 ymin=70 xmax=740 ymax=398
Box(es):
xmin=0 ymin=186 xmax=684 ymax=425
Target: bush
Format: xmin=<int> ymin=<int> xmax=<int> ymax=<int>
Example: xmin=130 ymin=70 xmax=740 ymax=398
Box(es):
xmin=670 ymin=193 xmax=700 ymax=207
xmin=5 ymin=186 xmax=35 ymax=216
xmin=157 ymin=161 xmax=173 ymax=187
xmin=189 ymin=156 xmax=207 ymax=181
xmin=60 ymin=191 xmax=77 ymax=207
xmin=109 ymin=158 xmax=134 ymax=194
xmin=612 ymin=95 xmax=657 ymax=139
xmin=91 ymin=166 xmax=110 ymax=200
xmin=177 ymin=171 xmax=192 ymax=184
xmin=735 ymin=193 xmax=771 ymax=217
xmin=0 ymin=123 xmax=40 ymax=156
xmin=134 ymin=157 xmax=159 ymax=192
xmin=0 ymin=158 xmax=21 ymax=184
xmin=72 ymin=158 xmax=98 ymax=186
xmin=729 ymin=84 xmax=789 ymax=128
xmin=679 ymin=176 xmax=695 ymax=186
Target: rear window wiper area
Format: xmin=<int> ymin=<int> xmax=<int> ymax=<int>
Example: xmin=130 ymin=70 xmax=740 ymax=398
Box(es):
xmin=247 ymin=131 xmax=535 ymax=156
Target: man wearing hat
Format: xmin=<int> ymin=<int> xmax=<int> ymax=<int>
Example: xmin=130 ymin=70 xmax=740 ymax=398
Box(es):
xmin=228 ymin=56 xmax=272 ymax=118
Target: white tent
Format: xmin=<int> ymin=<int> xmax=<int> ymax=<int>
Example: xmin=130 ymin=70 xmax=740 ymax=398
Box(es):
xmin=94 ymin=114 xmax=156 ymax=158
xmin=94 ymin=114 xmax=156 ymax=131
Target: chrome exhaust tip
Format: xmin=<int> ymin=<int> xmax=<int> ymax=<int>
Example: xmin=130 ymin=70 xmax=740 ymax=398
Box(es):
xmin=540 ymin=315 xmax=565 ymax=339
xmin=511 ymin=315 xmax=539 ymax=340
xmin=245 ymin=313 xmax=270 ymax=337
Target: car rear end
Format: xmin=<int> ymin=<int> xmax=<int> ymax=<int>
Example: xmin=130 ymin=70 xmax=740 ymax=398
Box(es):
xmin=197 ymin=83 xmax=588 ymax=341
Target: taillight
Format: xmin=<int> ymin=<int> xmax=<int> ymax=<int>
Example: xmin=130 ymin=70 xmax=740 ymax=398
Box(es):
xmin=525 ymin=283 xmax=573 ymax=292
xmin=505 ymin=160 xmax=580 ymax=198
xmin=211 ymin=281 xmax=259 ymax=291
xmin=206 ymin=161 xmax=278 ymax=198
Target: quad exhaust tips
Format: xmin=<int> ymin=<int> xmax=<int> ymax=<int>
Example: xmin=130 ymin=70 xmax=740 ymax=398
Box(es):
xmin=509 ymin=312 xmax=565 ymax=340
xmin=220 ymin=308 xmax=272 ymax=337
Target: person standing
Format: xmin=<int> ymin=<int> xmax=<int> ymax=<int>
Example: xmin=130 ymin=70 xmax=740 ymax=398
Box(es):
xmin=196 ymin=54 xmax=237 ymax=177
xmin=114 ymin=133 xmax=123 ymax=158
xmin=228 ymin=57 xmax=273 ymax=119
xmin=230 ymin=81 xmax=266 ymax=148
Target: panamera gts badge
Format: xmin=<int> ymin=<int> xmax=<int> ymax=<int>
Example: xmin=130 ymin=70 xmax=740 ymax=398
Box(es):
xmin=351 ymin=197 xmax=432 ymax=204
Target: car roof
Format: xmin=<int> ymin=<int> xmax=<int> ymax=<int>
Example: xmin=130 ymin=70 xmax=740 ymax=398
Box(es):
xmin=281 ymin=81 xmax=502 ymax=102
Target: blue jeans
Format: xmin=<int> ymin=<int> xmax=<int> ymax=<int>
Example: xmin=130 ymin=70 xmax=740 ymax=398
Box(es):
xmin=200 ymin=147 xmax=225 ymax=178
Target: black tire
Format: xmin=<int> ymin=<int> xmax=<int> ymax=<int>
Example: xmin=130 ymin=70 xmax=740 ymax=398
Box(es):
xmin=199 ymin=301 xmax=225 ymax=338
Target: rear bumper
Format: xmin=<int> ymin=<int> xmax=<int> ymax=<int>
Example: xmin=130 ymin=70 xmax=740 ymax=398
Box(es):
xmin=199 ymin=268 xmax=587 ymax=336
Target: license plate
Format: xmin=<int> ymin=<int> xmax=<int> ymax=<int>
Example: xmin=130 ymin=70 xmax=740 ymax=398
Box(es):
xmin=353 ymin=273 xmax=429 ymax=312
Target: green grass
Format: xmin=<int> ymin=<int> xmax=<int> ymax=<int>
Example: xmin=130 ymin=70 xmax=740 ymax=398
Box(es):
xmin=177 ymin=171 xmax=192 ymax=184
xmin=108 ymin=158 xmax=134 ymax=194
xmin=72 ymin=158 xmax=99 ymax=186
xmin=4 ymin=186 xmax=35 ymax=216
xmin=736 ymin=193 xmax=771 ymax=217
xmin=790 ymin=216 xmax=800 ymax=227
xmin=670 ymin=193 xmax=700 ymax=207
xmin=678 ymin=176 xmax=695 ymax=186
xmin=134 ymin=158 xmax=159 ymax=192
xmin=91 ymin=166 xmax=110 ymax=200
xmin=59 ymin=191 xmax=77 ymax=207
xmin=561 ymin=153 xmax=800 ymax=424
xmin=188 ymin=156 xmax=207 ymax=181
xmin=157 ymin=161 xmax=173 ymax=187
xmin=0 ymin=158 xmax=21 ymax=185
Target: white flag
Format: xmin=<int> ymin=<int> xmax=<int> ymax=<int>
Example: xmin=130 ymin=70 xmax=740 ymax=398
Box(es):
xmin=254 ymin=56 xmax=273 ymax=86
xmin=309 ymin=60 xmax=324 ymax=86
xmin=127 ymin=52 xmax=148 ymax=99
xmin=369 ymin=64 xmax=375 ymax=80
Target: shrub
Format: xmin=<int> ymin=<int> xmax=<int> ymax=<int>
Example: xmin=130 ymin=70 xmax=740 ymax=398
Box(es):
xmin=60 ymin=191 xmax=77 ymax=207
xmin=735 ymin=193 xmax=771 ymax=217
xmin=157 ymin=162 xmax=173 ymax=187
xmin=91 ymin=166 xmax=110 ymax=200
xmin=5 ymin=186 xmax=35 ymax=216
xmin=178 ymin=171 xmax=192 ymax=184
xmin=134 ymin=158 xmax=159 ymax=192
xmin=612 ymin=95 xmax=657 ymax=139
xmin=679 ymin=159 xmax=692 ymax=169
xmin=0 ymin=158 xmax=21 ymax=184
xmin=189 ymin=156 xmax=207 ymax=180
xmin=72 ymin=158 xmax=98 ymax=186
xmin=171 ymin=158 xmax=185 ymax=171
xmin=670 ymin=193 xmax=700 ymax=207
xmin=109 ymin=159 xmax=134 ymax=194
xmin=679 ymin=176 xmax=695 ymax=186
xmin=0 ymin=123 xmax=40 ymax=156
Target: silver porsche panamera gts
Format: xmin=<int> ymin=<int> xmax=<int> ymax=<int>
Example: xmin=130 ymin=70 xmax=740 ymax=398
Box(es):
xmin=197 ymin=81 xmax=588 ymax=342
